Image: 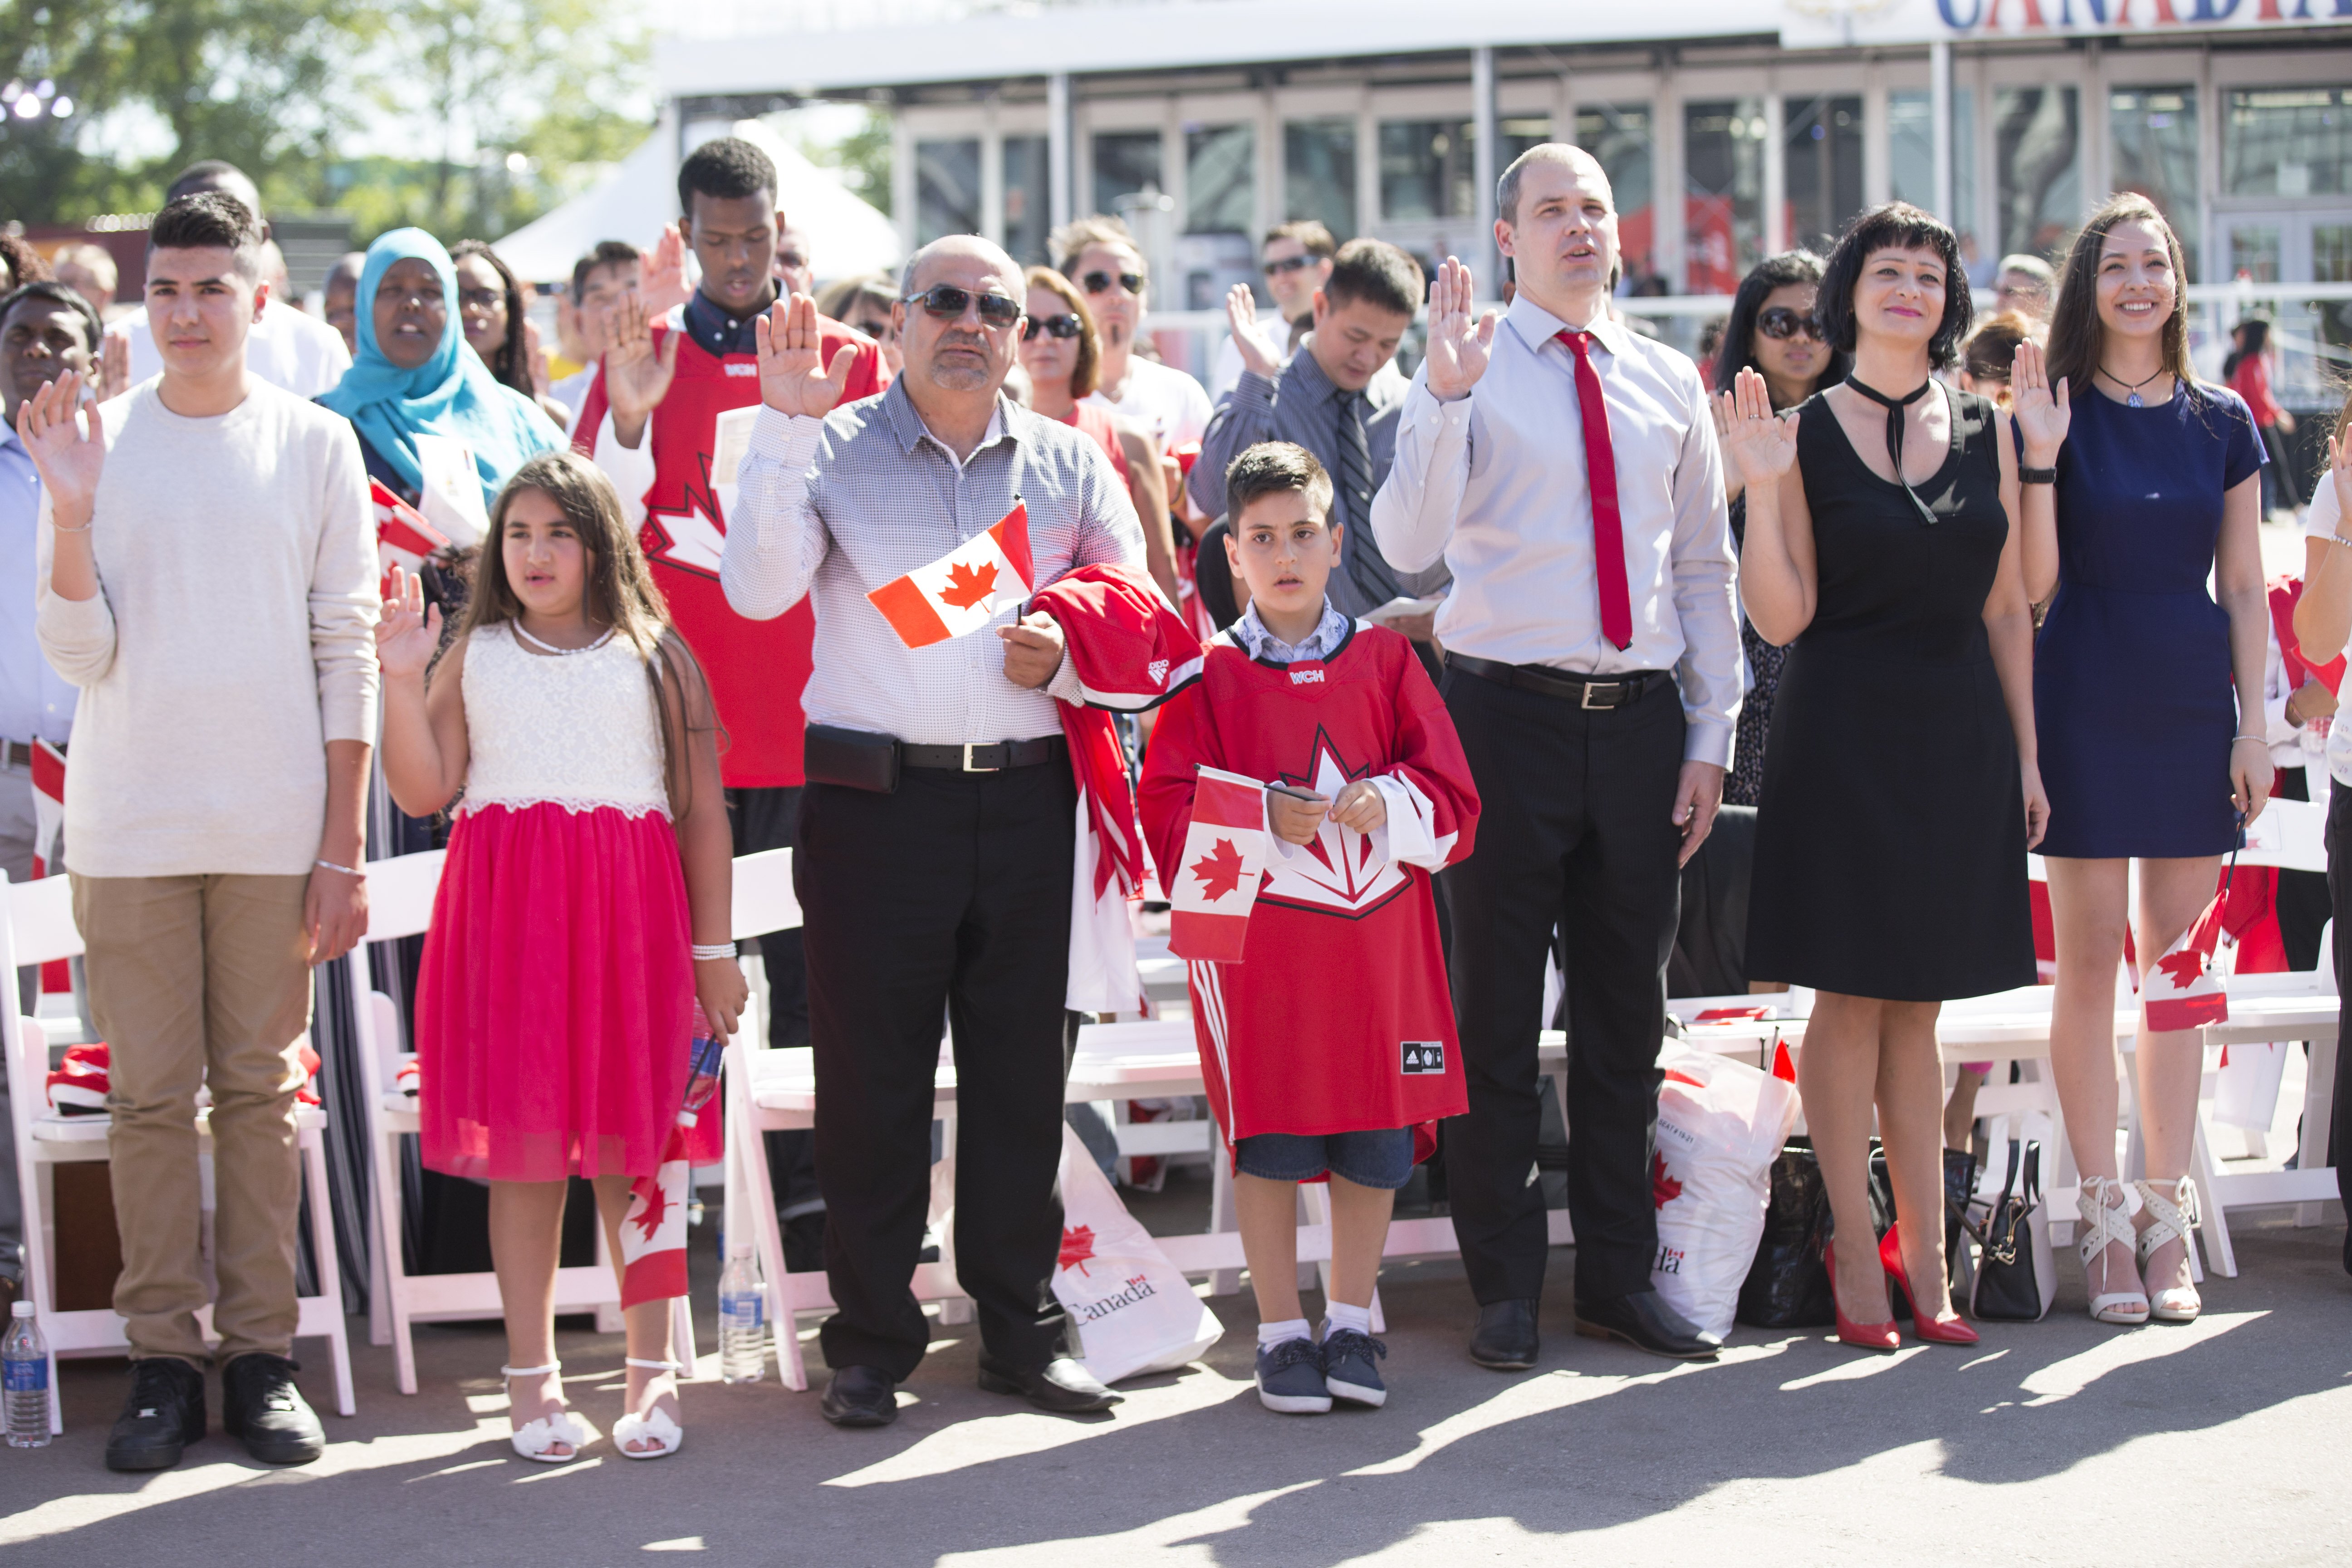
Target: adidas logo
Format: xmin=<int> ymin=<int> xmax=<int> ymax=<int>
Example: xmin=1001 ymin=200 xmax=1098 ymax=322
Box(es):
xmin=1400 ymin=1041 xmax=1443 ymax=1074
xmin=1147 ymin=658 xmax=1169 ymax=683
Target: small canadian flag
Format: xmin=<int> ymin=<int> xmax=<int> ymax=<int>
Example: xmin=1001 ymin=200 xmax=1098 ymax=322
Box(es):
xmin=1168 ymin=766 xmax=1269 ymax=963
xmin=371 ymin=480 xmax=450 ymax=593
xmin=621 ymin=1129 xmax=691 ymax=1308
xmin=2143 ymin=891 xmax=2231 ymax=1034
xmin=867 ymin=500 xmax=1034 ymax=649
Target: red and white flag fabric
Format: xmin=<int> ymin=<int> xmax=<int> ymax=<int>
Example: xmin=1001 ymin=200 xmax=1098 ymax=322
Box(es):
xmin=372 ymin=480 xmax=451 ymax=595
xmin=2144 ymin=891 xmax=2231 ymax=1034
xmin=867 ymin=501 xmax=1034 ymax=648
xmin=1167 ymin=767 xmax=1269 ymax=963
xmin=621 ymin=1127 xmax=692 ymax=1308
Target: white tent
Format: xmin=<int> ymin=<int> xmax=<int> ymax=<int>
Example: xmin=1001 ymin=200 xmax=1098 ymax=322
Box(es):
xmin=494 ymin=119 xmax=902 ymax=286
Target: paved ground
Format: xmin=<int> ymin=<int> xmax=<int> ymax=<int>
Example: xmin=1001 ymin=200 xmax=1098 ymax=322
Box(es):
xmin=5 ymin=1194 xmax=2349 ymax=1567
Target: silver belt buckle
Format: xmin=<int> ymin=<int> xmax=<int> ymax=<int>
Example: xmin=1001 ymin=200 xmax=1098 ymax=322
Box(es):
xmin=1580 ymin=680 xmax=1622 ymax=710
xmin=962 ymin=743 xmax=1002 ymax=772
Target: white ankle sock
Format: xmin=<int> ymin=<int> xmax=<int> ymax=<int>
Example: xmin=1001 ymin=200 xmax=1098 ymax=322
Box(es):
xmin=1256 ymin=1318 xmax=1311 ymax=1350
xmin=1323 ymin=1302 xmax=1373 ymax=1338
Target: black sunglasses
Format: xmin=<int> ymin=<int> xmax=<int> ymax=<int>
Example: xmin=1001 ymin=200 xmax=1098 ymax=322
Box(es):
xmin=901 ymin=284 xmax=1024 ymax=328
xmin=1022 ymin=313 xmax=1082 ymax=342
xmin=1081 ymin=270 xmax=1145 ymax=297
xmin=1757 ymin=307 xmax=1824 ymax=342
xmin=1263 ymin=254 xmax=1316 ymax=277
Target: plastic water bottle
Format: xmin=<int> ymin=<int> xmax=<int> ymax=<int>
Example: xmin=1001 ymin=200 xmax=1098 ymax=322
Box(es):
xmin=5 ymin=1301 xmax=50 ymax=1447
xmin=718 ymin=1251 xmax=765 ymax=1385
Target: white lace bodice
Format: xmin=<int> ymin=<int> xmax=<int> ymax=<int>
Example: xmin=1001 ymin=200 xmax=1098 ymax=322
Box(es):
xmin=459 ymin=622 xmax=671 ymax=819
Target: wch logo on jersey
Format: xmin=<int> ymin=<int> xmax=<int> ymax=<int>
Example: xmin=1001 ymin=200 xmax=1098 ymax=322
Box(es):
xmin=1400 ymin=1040 xmax=1444 ymax=1075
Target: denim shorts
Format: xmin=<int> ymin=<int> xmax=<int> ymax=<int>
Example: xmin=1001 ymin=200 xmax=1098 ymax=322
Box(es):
xmin=1232 ymin=1127 xmax=1416 ymax=1190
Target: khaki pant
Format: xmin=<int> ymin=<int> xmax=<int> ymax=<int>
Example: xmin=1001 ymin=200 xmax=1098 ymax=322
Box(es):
xmin=73 ymin=873 xmax=313 ymax=1365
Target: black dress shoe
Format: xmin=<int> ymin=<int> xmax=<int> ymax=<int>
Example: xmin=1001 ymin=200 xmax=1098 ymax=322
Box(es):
xmin=1468 ymin=1298 xmax=1539 ymax=1371
xmin=819 ymin=1366 xmax=899 ymax=1428
xmin=221 ymin=1352 xmax=325 ymax=1465
xmin=1573 ymin=1289 xmax=1723 ymax=1361
xmin=975 ymin=1353 xmax=1122 ymax=1413
xmin=106 ymin=1357 xmax=206 ymax=1472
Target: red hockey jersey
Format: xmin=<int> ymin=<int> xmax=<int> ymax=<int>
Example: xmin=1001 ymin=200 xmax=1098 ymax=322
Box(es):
xmin=575 ymin=310 xmax=886 ymax=787
xmin=1137 ymin=620 xmax=1480 ymax=1144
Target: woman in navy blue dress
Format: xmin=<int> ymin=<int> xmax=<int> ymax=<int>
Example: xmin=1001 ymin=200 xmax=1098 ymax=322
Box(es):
xmin=2019 ymin=193 xmax=2271 ymax=1330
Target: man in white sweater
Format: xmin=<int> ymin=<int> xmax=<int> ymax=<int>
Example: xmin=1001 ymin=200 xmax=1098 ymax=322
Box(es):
xmin=24 ymin=191 xmax=378 ymax=1472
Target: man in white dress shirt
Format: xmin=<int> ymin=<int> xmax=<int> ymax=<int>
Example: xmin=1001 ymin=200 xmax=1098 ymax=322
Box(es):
xmin=1372 ymin=144 xmax=1742 ymax=1368
xmin=116 ymin=163 xmax=352 ymax=399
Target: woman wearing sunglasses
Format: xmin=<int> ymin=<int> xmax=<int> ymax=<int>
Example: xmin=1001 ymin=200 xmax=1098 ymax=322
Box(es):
xmin=1050 ymin=215 xmax=1213 ymax=451
xmin=1019 ymin=266 xmax=1178 ymax=602
xmin=1709 ymin=250 xmax=1848 ymax=809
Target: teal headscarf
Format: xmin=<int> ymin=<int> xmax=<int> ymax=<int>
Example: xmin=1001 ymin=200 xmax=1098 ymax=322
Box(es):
xmin=317 ymin=228 xmax=559 ymax=506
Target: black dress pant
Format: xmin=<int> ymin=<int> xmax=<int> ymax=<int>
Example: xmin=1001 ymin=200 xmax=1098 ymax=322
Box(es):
xmin=2324 ymin=784 xmax=2352 ymax=1208
xmin=730 ymin=786 xmax=822 ymax=1232
xmin=798 ymin=764 xmax=1077 ymax=1381
xmin=1441 ymin=666 xmax=1686 ymax=1304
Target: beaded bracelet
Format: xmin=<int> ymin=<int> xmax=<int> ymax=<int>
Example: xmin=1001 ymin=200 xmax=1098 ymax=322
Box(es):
xmin=691 ymin=942 xmax=736 ymax=961
xmin=314 ymin=858 xmax=365 ymax=878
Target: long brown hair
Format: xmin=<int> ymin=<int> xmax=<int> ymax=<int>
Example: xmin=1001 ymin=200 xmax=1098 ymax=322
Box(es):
xmin=462 ymin=450 xmax=720 ymax=812
xmin=2046 ymin=193 xmax=2195 ymax=396
xmin=1023 ymin=265 xmax=1102 ymax=398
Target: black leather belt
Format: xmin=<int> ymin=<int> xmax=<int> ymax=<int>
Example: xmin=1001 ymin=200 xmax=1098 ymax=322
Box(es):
xmin=901 ymin=735 xmax=1068 ymax=772
xmin=1447 ymin=653 xmax=1672 ymax=710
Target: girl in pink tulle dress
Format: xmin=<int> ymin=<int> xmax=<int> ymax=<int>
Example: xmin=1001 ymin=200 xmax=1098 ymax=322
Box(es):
xmin=376 ymin=449 xmax=744 ymax=1464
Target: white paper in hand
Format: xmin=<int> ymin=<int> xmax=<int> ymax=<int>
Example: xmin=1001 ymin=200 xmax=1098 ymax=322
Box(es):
xmin=412 ymin=434 xmax=490 ymax=549
xmin=710 ymin=404 xmax=762 ymax=525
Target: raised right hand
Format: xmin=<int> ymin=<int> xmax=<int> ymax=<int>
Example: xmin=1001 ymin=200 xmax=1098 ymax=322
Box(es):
xmin=2011 ymin=338 xmax=2071 ymax=466
xmin=375 ymin=565 xmax=444 ymax=680
xmin=604 ymin=294 xmax=681 ymax=424
xmin=1225 ymin=282 xmax=1284 ymax=379
xmin=16 ymin=371 xmax=104 ymax=522
xmin=637 ymin=227 xmax=691 ymax=319
xmin=755 ymin=293 xmax=858 ymax=420
xmin=1714 ymin=367 xmax=1800 ymax=487
xmin=1422 ymin=256 xmax=1497 ymax=402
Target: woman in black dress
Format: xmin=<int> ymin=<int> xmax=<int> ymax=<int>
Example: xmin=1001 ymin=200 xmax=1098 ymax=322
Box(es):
xmin=1732 ymin=203 xmax=2047 ymax=1351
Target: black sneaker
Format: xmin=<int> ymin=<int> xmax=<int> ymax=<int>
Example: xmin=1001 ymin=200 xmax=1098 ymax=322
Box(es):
xmin=1319 ymin=1327 xmax=1389 ymax=1408
xmin=106 ymin=1357 xmax=206 ymax=1472
xmin=220 ymin=1352 xmax=325 ymax=1465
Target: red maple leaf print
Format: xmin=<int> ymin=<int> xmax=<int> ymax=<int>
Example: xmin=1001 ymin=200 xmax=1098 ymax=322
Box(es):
xmin=938 ymin=559 xmax=999 ymax=611
xmin=1190 ymin=837 xmax=1246 ymax=902
xmin=1651 ymin=1151 xmax=1683 ymax=1210
xmin=2154 ymin=946 xmax=2209 ymax=990
xmin=1058 ymin=1224 xmax=1097 ymax=1275
xmin=629 ymin=1179 xmax=672 ymax=1242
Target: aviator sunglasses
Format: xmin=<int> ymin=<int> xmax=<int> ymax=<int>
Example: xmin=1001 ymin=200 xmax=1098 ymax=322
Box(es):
xmin=1081 ymin=270 xmax=1145 ymax=297
xmin=901 ymin=284 xmax=1024 ymax=328
xmin=1756 ymin=306 xmax=1825 ymax=341
xmin=1023 ymin=313 xmax=1083 ymax=342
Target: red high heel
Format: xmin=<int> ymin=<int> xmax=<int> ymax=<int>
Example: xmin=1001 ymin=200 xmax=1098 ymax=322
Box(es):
xmin=1879 ymin=1223 xmax=1979 ymax=1346
xmin=1823 ymin=1237 xmax=1899 ymax=1352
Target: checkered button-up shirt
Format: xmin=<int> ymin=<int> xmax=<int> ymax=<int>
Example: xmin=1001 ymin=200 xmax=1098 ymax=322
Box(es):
xmin=722 ymin=382 xmax=1145 ymax=746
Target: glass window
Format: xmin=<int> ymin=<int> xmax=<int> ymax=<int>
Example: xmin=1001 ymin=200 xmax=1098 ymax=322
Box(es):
xmin=1380 ymin=120 xmax=1475 ymax=221
xmin=1993 ymin=86 xmax=2079 ymax=263
xmin=1185 ymin=124 xmax=1254 ymax=235
xmin=1683 ymin=98 xmax=1766 ymax=294
xmin=1093 ymin=131 xmax=1163 ymax=218
xmin=2110 ymin=87 xmax=2200 ymax=279
xmin=1285 ymin=119 xmax=1358 ymax=240
xmin=1888 ymin=89 xmax=1984 ymax=277
xmin=1784 ymin=94 xmax=1864 ymax=255
xmin=1501 ymin=115 xmax=1552 ymax=168
xmin=2225 ymin=87 xmax=2352 ymax=197
xmin=1001 ymin=136 xmax=1051 ymax=266
xmin=915 ymin=138 xmax=980 ymax=245
xmin=1574 ymin=103 xmax=1654 ymax=284
xmin=2229 ymin=222 xmax=2281 ymax=284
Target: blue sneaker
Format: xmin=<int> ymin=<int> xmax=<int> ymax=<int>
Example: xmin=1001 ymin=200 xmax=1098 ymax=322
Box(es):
xmin=1254 ymin=1337 xmax=1332 ymax=1414
xmin=1320 ymin=1328 xmax=1388 ymax=1407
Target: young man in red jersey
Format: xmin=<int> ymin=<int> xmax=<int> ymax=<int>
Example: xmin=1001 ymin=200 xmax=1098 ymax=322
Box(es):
xmin=576 ymin=136 xmax=887 ymax=1257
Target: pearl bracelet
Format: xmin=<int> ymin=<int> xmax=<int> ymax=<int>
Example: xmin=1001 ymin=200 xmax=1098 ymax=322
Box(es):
xmin=691 ymin=942 xmax=736 ymax=961
xmin=2232 ymin=734 xmax=2266 ymax=745
xmin=314 ymin=858 xmax=365 ymax=878
xmin=2317 ymin=531 xmax=2352 ymax=550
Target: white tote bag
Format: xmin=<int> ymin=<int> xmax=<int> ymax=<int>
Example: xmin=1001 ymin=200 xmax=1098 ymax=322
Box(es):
xmin=1049 ymin=1123 xmax=1223 ymax=1383
xmin=1650 ymin=1041 xmax=1803 ymax=1342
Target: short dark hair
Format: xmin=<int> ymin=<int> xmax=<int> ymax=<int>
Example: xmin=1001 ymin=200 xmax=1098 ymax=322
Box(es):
xmin=677 ymin=137 xmax=775 ymax=218
xmin=1713 ymin=249 xmax=1850 ymax=407
xmin=1225 ymin=441 xmax=1334 ymax=525
xmin=166 ymin=159 xmax=260 ymax=211
xmin=0 ymin=279 xmax=102 ymax=355
xmin=1815 ymin=201 xmax=1973 ymax=371
xmin=571 ymin=239 xmax=640 ymax=303
xmin=147 ymin=192 xmax=266 ymax=275
xmin=1264 ymin=220 xmax=1336 ymax=261
xmin=1322 ymin=238 xmax=1423 ymax=318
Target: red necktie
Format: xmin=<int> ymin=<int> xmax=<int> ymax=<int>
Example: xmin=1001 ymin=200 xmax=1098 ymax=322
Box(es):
xmin=1558 ymin=329 xmax=1632 ymax=651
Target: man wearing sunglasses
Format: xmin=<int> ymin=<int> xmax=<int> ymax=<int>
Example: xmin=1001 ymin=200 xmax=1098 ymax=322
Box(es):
xmin=723 ymin=236 xmax=1145 ymax=1431
xmin=1204 ymin=220 xmax=1337 ymax=403
xmin=1049 ymin=215 xmax=1212 ymax=451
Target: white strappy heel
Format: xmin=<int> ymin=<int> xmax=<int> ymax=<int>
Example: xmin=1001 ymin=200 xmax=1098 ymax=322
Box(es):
xmin=612 ymin=1357 xmax=684 ymax=1460
xmin=2076 ymin=1177 xmax=2151 ymax=1326
xmin=2135 ymin=1176 xmax=2204 ymax=1323
xmin=502 ymin=1362 xmax=592 ymax=1463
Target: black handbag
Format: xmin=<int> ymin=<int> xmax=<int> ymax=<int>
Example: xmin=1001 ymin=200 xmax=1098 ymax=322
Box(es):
xmin=1958 ymin=1140 xmax=2056 ymax=1322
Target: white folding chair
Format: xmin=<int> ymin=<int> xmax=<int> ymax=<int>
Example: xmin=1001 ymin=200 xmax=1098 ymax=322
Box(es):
xmin=1 ymin=874 xmax=355 ymax=1435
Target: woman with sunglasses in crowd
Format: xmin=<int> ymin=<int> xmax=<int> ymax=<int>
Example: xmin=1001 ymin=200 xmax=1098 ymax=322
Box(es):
xmin=1019 ymin=266 xmax=1179 ymax=602
xmin=1050 ymin=215 xmax=1213 ymax=451
xmin=1710 ymin=251 xmax=1849 ymax=808
xmin=451 ymin=239 xmax=570 ymax=431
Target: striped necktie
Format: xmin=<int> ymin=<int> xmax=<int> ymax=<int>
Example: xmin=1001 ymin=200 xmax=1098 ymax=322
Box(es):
xmin=1333 ymin=386 xmax=1396 ymax=606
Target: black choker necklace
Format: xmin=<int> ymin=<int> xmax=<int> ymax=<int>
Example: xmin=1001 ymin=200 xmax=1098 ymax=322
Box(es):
xmin=1844 ymin=376 xmax=1939 ymax=526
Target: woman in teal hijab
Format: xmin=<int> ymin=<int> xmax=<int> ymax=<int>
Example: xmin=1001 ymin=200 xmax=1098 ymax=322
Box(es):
xmin=318 ymin=228 xmax=560 ymax=509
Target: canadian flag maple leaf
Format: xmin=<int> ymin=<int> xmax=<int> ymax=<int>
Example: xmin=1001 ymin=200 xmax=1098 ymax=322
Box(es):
xmin=2154 ymin=946 xmax=2210 ymax=989
xmin=938 ymin=559 xmax=999 ymax=611
xmin=629 ymin=1177 xmax=673 ymax=1242
xmin=1190 ymin=837 xmax=1247 ymax=902
xmin=1651 ymin=1151 xmax=1683 ymax=1210
xmin=1058 ymin=1224 xmax=1097 ymax=1275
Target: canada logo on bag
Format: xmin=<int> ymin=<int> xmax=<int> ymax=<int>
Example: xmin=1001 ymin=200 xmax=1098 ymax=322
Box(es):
xmin=1067 ymin=1273 xmax=1161 ymax=1324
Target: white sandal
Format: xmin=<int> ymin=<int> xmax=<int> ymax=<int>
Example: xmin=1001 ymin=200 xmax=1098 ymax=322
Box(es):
xmin=2134 ymin=1176 xmax=2204 ymax=1323
xmin=2076 ymin=1177 xmax=2151 ymax=1326
xmin=502 ymin=1362 xmax=591 ymax=1463
xmin=612 ymin=1357 xmax=684 ymax=1460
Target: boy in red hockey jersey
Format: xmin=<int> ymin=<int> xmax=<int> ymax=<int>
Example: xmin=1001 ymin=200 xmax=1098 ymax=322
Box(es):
xmin=1139 ymin=443 xmax=1479 ymax=1414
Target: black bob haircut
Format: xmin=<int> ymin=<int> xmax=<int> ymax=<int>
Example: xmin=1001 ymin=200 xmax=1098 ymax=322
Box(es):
xmin=0 ymin=279 xmax=103 ymax=354
xmin=1815 ymin=201 xmax=1973 ymax=371
xmin=147 ymin=191 xmax=265 ymax=275
xmin=677 ymin=137 xmax=776 ymax=219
